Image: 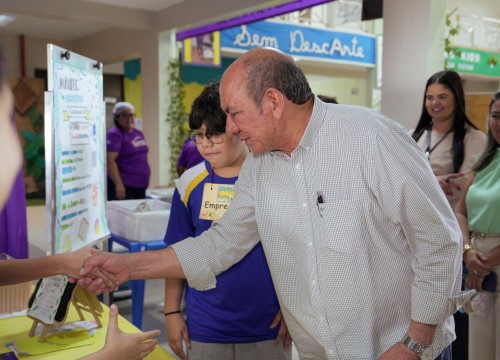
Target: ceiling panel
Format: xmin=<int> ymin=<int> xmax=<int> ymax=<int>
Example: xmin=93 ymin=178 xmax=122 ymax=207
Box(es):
xmin=2 ymin=15 xmax=106 ymax=42
xmin=0 ymin=0 xmax=188 ymax=41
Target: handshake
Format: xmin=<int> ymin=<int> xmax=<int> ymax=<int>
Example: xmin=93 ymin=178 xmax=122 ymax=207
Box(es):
xmin=0 ymin=242 xmax=182 ymax=289
xmin=67 ymin=247 xmax=136 ymax=294
xmin=65 ymin=245 xmax=183 ymax=293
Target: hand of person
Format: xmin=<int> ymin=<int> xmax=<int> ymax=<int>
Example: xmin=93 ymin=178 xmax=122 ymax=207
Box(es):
xmin=116 ymin=184 xmax=126 ymax=200
xmin=483 ymin=245 xmax=500 ymax=268
xmin=165 ymin=312 xmax=190 ymax=359
xmin=379 ymin=342 xmax=419 ymax=359
xmin=464 ymin=249 xmax=490 ymax=277
xmin=464 ymin=273 xmax=486 ymax=292
xmin=65 ymin=247 xmax=97 ymax=279
xmin=437 ymin=173 xmax=463 ymax=196
xmin=76 ymin=251 xmax=131 ymax=294
xmin=82 ymin=304 xmax=161 ymax=360
xmin=269 ymin=310 xmax=293 ymax=349
xmin=65 ymin=248 xmax=119 ymax=290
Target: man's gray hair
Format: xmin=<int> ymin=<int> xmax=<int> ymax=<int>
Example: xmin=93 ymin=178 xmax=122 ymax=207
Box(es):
xmin=242 ymin=48 xmax=312 ymax=106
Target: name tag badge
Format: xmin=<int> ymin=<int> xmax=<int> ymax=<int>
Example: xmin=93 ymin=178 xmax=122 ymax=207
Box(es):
xmin=200 ymin=183 xmax=236 ymax=220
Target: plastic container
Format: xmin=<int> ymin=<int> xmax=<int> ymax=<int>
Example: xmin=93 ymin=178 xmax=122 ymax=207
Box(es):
xmin=107 ymin=199 xmax=171 ymax=242
xmin=146 ymin=187 xmax=175 ymax=203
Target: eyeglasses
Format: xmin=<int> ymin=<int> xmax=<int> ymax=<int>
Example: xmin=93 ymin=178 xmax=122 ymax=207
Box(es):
xmin=190 ymin=132 xmax=224 ymax=144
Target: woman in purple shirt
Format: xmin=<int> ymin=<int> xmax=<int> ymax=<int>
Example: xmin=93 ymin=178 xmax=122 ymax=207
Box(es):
xmin=106 ymin=102 xmax=150 ymax=200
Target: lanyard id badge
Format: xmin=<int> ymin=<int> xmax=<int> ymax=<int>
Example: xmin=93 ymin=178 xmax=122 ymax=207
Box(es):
xmin=199 ymin=183 xmax=236 ymax=220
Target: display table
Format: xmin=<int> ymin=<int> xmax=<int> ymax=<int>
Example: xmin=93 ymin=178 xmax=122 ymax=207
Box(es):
xmin=0 ymin=301 xmax=174 ymax=359
xmin=108 ymin=233 xmax=167 ymax=329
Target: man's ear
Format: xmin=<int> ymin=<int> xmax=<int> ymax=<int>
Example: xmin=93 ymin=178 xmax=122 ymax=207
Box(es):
xmin=263 ymin=87 xmax=285 ymax=119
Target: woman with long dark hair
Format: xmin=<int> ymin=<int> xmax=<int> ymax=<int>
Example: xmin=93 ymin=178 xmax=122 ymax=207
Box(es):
xmin=455 ymin=91 xmax=500 ymax=360
xmin=411 ymin=70 xmax=486 ymax=209
xmin=411 ymin=70 xmax=486 ymax=360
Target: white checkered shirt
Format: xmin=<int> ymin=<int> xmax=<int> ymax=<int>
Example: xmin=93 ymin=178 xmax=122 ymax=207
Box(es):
xmin=172 ymin=98 xmax=471 ymax=359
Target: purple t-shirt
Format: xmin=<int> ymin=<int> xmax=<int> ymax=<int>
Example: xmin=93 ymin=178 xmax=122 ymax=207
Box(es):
xmin=106 ymin=126 xmax=150 ymax=188
xmin=177 ymin=139 xmax=204 ymax=170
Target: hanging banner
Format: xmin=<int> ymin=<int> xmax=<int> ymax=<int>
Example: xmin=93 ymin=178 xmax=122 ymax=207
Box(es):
xmin=446 ymin=47 xmax=500 ymax=77
xmin=221 ymin=20 xmax=375 ymax=67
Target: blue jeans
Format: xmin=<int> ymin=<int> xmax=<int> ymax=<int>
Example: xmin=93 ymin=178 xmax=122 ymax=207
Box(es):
xmin=435 ymin=345 xmax=452 ymax=360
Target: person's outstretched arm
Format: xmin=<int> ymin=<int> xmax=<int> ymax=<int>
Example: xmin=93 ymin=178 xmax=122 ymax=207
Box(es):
xmin=0 ymin=247 xmax=116 ymax=289
xmin=80 ymin=304 xmax=161 ymax=360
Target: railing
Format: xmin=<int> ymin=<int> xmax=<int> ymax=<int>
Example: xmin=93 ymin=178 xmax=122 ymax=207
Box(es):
xmin=448 ymin=14 xmax=499 ymax=51
xmin=276 ymin=0 xmax=371 ymax=33
xmin=277 ymin=4 xmax=500 ymax=53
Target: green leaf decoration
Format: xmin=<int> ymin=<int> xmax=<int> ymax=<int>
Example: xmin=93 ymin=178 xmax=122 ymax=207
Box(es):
xmin=165 ymin=58 xmax=188 ymax=185
xmin=444 ymin=8 xmax=460 ymax=70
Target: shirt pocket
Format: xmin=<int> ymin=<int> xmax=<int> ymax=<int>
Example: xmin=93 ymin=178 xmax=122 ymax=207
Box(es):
xmin=321 ymin=199 xmax=365 ymax=253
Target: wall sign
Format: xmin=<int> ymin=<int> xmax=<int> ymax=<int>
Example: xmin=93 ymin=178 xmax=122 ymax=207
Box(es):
xmin=221 ymin=20 xmax=376 ymax=67
xmin=446 ymin=47 xmax=499 ymax=77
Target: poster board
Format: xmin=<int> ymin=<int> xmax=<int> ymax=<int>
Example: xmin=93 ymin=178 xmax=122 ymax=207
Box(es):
xmin=45 ymin=45 xmax=110 ymax=254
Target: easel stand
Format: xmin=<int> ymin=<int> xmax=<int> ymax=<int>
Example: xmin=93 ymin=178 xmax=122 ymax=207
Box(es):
xmin=72 ymin=287 xmax=103 ymax=328
xmin=28 ymin=287 xmax=103 ymax=342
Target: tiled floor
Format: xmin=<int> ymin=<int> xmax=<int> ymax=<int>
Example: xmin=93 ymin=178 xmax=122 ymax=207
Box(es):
xmin=26 ymin=205 xmax=299 ymax=360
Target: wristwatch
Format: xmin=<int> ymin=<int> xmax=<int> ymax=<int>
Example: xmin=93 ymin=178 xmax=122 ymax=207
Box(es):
xmin=463 ymin=244 xmax=473 ymax=254
xmin=401 ymin=334 xmax=435 ymax=359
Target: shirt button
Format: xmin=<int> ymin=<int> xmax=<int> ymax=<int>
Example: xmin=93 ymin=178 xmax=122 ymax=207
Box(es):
xmin=302 ymin=203 xmax=307 ymax=208
xmin=319 ymin=316 xmax=325 ymax=321
xmin=328 ymin=350 xmax=334 ymax=355
xmin=295 ymin=163 xmax=301 ymax=169
xmin=311 ymin=280 xmax=316 ymax=286
xmin=308 ymin=242 xmax=313 ymax=247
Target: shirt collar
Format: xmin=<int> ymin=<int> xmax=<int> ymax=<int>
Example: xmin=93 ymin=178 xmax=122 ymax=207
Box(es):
xmin=297 ymin=95 xmax=327 ymax=151
xmin=268 ymin=95 xmax=327 ymax=159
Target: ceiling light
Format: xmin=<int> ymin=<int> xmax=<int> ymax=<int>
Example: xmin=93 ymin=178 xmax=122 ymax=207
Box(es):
xmin=0 ymin=15 xmax=15 ymax=27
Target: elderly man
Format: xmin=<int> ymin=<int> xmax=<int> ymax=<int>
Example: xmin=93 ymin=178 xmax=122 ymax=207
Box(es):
xmin=79 ymin=48 xmax=470 ymax=360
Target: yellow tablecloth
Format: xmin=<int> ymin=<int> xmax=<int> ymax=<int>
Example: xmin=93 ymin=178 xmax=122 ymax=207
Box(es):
xmin=0 ymin=303 xmax=174 ymax=359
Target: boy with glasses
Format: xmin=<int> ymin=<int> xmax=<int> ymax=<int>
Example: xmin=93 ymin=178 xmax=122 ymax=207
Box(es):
xmin=163 ymin=83 xmax=291 ymax=360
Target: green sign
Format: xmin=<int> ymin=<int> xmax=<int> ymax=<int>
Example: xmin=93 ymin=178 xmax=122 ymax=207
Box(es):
xmin=446 ymin=47 xmax=499 ymax=77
